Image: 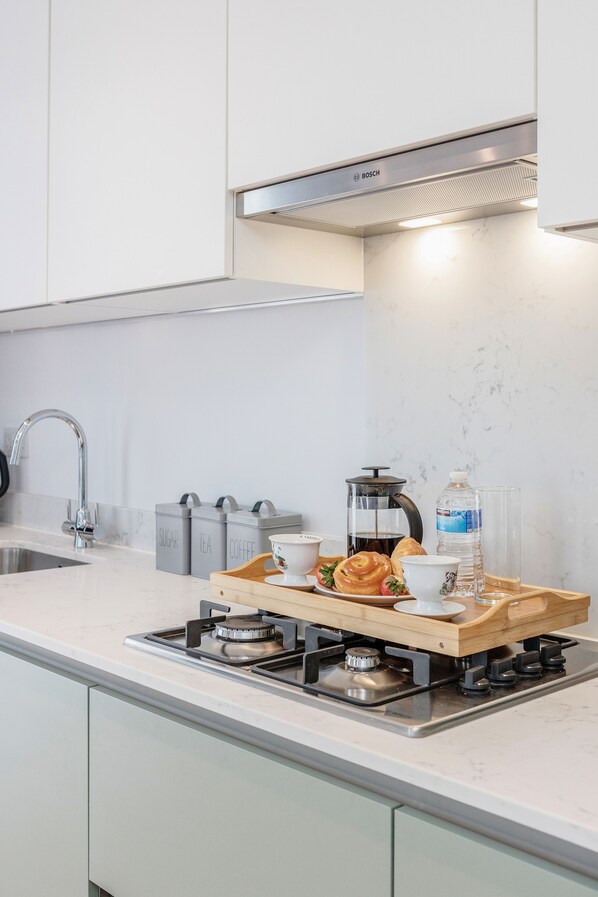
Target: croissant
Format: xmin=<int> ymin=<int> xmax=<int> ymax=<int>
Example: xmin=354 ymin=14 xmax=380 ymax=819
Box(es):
xmin=333 ymin=551 xmax=392 ymax=596
xmin=390 ymin=537 xmax=427 ymax=580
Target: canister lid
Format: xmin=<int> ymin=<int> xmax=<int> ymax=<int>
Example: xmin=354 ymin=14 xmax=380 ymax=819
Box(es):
xmin=155 ymin=492 xmax=201 ymax=518
xmin=226 ymin=499 xmax=302 ymax=529
xmin=191 ymin=495 xmax=239 ymax=522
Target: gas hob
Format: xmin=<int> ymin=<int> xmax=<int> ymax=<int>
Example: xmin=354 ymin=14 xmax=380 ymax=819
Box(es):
xmin=125 ymin=600 xmax=598 ymax=737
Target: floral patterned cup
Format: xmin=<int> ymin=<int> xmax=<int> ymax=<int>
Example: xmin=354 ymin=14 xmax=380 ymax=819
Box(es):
xmin=268 ymin=533 xmax=323 ymax=586
xmin=400 ymin=555 xmax=460 ymax=612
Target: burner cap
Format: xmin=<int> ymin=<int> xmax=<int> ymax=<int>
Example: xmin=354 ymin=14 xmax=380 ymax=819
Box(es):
xmin=214 ymin=615 xmax=276 ymax=643
xmin=345 ymin=646 xmax=381 ymax=672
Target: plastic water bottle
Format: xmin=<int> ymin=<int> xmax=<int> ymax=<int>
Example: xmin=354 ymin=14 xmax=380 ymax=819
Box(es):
xmin=436 ymin=471 xmax=483 ymax=597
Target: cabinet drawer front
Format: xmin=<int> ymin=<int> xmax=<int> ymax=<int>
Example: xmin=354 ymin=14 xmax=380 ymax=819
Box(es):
xmin=0 ymin=649 xmax=89 ymax=897
xmin=394 ymin=808 xmax=597 ymax=896
xmin=90 ymin=689 xmax=395 ymax=897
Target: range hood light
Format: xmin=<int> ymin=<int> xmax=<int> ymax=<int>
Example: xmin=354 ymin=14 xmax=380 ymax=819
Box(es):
xmin=520 ymin=198 xmax=538 ymax=208
xmin=398 ymin=216 xmax=443 ymax=229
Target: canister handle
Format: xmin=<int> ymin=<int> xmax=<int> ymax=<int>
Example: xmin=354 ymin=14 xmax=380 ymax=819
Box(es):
xmin=251 ymin=499 xmax=277 ymax=516
xmin=179 ymin=492 xmax=201 ymax=508
xmin=215 ymin=495 xmax=239 ymax=511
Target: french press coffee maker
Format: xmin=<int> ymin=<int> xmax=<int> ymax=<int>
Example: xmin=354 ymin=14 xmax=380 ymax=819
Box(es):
xmin=346 ymin=466 xmax=423 ymax=556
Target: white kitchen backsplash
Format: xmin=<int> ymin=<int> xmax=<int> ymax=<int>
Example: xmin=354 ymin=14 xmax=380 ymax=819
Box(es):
xmin=0 ymin=491 xmax=155 ymax=551
xmin=0 ymin=296 xmax=365 ymax=538
xmin=365 ymin=210 xmax=598 ymax=636
xmin=3 ymin=211 xmax=598 ymax=636
xmin=0 ymin=491 xmax=346 ymax=558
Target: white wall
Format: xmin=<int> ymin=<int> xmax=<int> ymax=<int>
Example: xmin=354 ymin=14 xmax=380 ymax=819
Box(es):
xmin=365 ymin=211 xmax=598 ymax=636
xmin=0 ymin=297 xmax=365 ymax=536
xmin=3 ymin=210 xmax=598 ymax=636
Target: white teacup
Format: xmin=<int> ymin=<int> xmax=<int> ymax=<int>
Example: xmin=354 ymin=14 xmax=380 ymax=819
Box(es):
xmin=268 ymin=533 xmax=323 ymax=586
xmin=400 ymin=555 xmax=460 ymax=612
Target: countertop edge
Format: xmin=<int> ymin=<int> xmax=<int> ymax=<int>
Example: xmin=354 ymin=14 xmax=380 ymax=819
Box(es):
xmin=2 ymin=628 xmax=596 ymax=883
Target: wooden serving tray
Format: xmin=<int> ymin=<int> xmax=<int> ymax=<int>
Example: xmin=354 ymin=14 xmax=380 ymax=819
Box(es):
xmin=210 ymin=554 xmax=590 ymax=658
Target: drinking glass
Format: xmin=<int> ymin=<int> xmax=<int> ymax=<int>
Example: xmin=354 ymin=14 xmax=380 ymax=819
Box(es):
xmin=476 ymin=487 xmax=521 ymax=605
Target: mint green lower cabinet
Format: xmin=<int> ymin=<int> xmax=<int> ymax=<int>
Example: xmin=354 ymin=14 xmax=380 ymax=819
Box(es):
xmin=0 ymin=648 xmax=89 ymax=897
xmin=89 ymin=689 xmax=397 ymax=897
xmin=394 ymin=808 xmax=598 ymax=896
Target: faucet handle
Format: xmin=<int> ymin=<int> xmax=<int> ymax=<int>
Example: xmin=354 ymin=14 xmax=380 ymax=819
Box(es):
xmin=87 ymin=502 xmax=102 ymax=541
xmin=62 ymin=499 xmax=75 ymax=536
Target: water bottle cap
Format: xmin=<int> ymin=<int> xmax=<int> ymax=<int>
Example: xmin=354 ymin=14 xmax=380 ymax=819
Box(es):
xmin=449 ymin=470 xmax=468 ymax=483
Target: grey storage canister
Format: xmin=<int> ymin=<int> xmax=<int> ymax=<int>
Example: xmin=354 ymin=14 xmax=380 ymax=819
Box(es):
xmin=155 ymin=492 xmax=200 ymax=574
xmin=191 ymin=495 xmax=239 ymax=579
xmin=226 ymin=500 xmax=302 ymax=569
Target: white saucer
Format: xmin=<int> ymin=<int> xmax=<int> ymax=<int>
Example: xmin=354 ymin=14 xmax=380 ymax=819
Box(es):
xmin=264 ymin=574 xmax=317 ymax=592
xmin=393 ymin=600 xmax=466 ymax=621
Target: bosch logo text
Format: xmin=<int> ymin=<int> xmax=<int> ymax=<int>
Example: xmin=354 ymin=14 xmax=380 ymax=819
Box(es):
xmin=360 ymin=169 xmax=380 ymax=179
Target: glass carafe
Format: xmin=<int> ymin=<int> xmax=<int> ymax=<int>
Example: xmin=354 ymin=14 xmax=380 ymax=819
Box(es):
xmin=346 ymin=467 xmax=423 ymax=557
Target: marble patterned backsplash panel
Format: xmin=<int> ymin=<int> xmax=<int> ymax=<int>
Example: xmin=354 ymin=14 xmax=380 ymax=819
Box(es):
xmin=0 ymin=491 xmax=346 ymax=561
xmin=0 ymin=491 xmax=156 ymax=552
xmin=365 ymin=211 xmax=598 ymax=636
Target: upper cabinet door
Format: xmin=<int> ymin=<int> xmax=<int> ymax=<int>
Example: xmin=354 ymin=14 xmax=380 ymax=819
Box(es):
xmin=538 ymin=1 xmax=598 ymax=240
xmin=228 ymin=0 xmax=537 ymax=189
xmin=0 ymin=0 xmax=48 ymax=310
xmin=48 ymin=0 xmax=229 ymax=303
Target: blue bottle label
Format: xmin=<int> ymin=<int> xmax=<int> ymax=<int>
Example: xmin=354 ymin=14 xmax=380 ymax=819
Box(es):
xmin=436 ymin=509 xmax=481 ymax=533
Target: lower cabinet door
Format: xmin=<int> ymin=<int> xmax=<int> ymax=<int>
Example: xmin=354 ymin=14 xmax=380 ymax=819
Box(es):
xmin=0 ymin=648 xmax=89 ymax=897
xmin=89 ymin=689 xmax=396 ymax=897
xmin=394 ymin=808 xmax=598 ymax=896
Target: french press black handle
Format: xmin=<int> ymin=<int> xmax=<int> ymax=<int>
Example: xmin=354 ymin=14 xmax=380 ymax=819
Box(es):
xmin=0 ymin=451 xmax=9 ymax=499
xmin=395 ymin=493 xmax=423 ymax=544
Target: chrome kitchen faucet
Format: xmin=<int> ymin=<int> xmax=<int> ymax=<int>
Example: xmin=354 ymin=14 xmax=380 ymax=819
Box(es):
xmin=10 ymin=409 xmax=98 ymax=548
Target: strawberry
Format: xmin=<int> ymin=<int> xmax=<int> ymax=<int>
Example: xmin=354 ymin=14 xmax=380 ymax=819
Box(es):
xmin=316 ymin=560 xmax=341 ymax=589
xmin=380 ymin=575 xmax=409 ymax=597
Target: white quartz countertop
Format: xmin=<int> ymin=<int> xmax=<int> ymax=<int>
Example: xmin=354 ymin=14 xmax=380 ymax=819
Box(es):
xmin=1 ymin=524 xmax=597 ymax=865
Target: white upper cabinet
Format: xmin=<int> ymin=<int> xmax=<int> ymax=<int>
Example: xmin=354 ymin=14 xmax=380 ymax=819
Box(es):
xmin=0 ymin=0 xmax=48 ymax=310
xmin=228 ymin=0 xmax=537 ymax=189
xmin=48 ymin=0 xmax=230 ymax=302
xmin=538 ymin=1 xmax=598 ymax=240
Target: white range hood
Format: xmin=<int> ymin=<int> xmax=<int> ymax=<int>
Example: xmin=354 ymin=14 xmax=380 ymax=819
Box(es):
xmin=237 ymin=121 xmax=538 ymax=236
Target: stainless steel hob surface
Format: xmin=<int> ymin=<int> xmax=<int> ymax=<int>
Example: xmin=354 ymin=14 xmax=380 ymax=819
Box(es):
xmin=125 ymin=600 xmax=598 ymax=737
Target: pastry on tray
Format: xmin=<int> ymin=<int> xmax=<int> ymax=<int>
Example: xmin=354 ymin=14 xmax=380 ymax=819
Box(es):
xmin=315 ymin=541 xmax=427 ymax=598
xmin=390 ymin=537 xmax=427 ymax=580
xmin=333 ymin=551 xmax=392 ymax=597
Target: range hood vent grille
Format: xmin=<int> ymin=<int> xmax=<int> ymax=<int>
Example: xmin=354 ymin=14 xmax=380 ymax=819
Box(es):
xmin=275 ymin=161 xmax=537 ymax=230
xmin=237 ymin=121 xmax=538 ymax=236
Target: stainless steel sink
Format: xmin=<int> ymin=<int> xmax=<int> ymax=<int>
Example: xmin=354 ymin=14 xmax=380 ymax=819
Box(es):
xmin=0 ymin=547 xmax=86 ymax=575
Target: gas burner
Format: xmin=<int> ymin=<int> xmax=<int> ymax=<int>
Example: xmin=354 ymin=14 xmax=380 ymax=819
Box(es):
xmin=143 ymin=600 xmax=301 ymax=667
xmin=253 ymin=631 xmax=459 ymax=707
xmin=214 ymin=616 xmax=276 ymax=643
xmin=345 ymin=647 xmax=381 ymax=672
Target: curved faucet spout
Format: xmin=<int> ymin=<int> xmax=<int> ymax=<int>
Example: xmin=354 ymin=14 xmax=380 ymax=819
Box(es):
xmin=10 ymin=409 xmax=94 ymax=548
